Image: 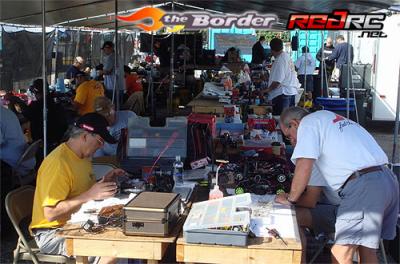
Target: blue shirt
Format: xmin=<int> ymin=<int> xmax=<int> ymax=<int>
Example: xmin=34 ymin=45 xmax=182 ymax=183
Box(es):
xmin=0 ymin=106 xmax=35 ymax=174
xmin=65 ymin=65 xmax=81 ymax=79
xmin=328 ymin=42 xmax=353 ymax=67
xmin=94 ymin=111 xmax=137 ymax=157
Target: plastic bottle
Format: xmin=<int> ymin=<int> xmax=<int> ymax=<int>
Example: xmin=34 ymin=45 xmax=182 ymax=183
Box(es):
xmin=173 ymin=156 xmax=184 ymax=186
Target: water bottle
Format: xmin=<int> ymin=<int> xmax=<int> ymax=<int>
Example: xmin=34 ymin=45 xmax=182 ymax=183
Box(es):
xmin=173 ymin=156 xmax=184 ymax=186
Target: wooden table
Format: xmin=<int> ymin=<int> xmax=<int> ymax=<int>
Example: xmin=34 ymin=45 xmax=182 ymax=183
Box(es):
xmin=60 ymin=222 xmax=181 ymax=264
xmin=176 ymin=207 xmax=302 ymax=264
xmin=187 ymin=93 xmax=226 ymax=116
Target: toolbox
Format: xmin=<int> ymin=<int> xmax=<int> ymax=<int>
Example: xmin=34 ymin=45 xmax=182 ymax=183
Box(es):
xmin=123 ymin=192 xmax=181 ymax=236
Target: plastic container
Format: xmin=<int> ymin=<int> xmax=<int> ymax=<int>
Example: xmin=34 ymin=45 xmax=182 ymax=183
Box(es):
xmin=121 ymin=116 xmax=187 ymax=172
xmin=173 ymin=156 xmax=184 ymax=186
xmin=183 ymin=194 xmax=251 ymax=246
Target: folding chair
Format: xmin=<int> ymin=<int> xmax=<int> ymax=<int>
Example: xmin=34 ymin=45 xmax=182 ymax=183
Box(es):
xmin=12 ymin=139 xmax=42 ymax=186
xmin=5 ymin=185 xmax=74 ymax=264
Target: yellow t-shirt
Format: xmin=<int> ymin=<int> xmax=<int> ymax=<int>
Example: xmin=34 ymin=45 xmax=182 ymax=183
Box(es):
xmin=74 ymin=80 xmax=105 ymax=115
xmin=29 ymin=143 xmax=95 ymax=231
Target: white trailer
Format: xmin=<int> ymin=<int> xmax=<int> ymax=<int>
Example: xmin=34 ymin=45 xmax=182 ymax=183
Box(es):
xmin=351 ymin=13 xmax=400 ymax=121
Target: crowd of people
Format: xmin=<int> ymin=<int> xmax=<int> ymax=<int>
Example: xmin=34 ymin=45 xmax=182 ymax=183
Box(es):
xmin=1 ymin=35 xmax=398 ymax=264
xmin=251 ymin=35 xmax=354 ymax=109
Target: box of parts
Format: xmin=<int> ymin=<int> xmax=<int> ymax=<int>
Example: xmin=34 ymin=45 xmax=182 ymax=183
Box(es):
xmin=123 ymin=192 xmax=180 ymax=236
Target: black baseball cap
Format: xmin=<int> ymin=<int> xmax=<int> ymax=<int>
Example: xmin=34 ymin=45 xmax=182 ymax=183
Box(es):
xmin=75 ymin=113 xmax=117 ymax=144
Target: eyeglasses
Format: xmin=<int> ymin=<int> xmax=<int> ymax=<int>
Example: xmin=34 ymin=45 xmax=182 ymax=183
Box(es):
xmin=90 ymin=133 xmax=105 ymax=146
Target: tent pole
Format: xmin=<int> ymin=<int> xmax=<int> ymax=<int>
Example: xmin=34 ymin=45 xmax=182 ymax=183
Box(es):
xmin=320 ymin=31 xmax=325 ymax=98
xmin=346 ymin=31 xmax=350 ymax=119
xmin=392 ymin=66 xmax=400 ymax=164
xmin=42 ymin=0 xmax=47 ymax=157
xmin=114 ymin=0 xmax=120 ymax=111
xmin=169 ymin=0 xmax=175 ymax=114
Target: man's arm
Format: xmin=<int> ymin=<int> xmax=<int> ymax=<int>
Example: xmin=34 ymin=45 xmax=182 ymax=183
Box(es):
xmin=262 ymin=81 xmax=280 ymax=94
xmin=289 ymin=158 xmax=314 ymax=202
xmin=44 ymin=178 xmax=117 ymax=222
xmin=316 ymin=48 xmax=322 ymax=61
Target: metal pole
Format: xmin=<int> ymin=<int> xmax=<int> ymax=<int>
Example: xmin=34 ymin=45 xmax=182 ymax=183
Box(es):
xmin=169 ymin=0 xmax=175 ymax=114
xmin=114 ymin=0 xmax=120 ymax=110
xmin=392 ymin=66 xmax=400 ymax=164
xmin=346 ymin=31 xmax=350 ymax=118
xmin=150 ymin=0 xmax=155 ymax=119
xmin=42 ymin=0 xmax=47 ymax=157
xmin=320 ymin=31 xmax=325 ymax=98
xmin=303 ymin=31 xmax=308 ymax=105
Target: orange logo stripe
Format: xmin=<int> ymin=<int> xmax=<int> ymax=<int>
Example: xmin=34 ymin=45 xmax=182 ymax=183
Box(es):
xmin=117 ymin=7 xmax=165 ymax=32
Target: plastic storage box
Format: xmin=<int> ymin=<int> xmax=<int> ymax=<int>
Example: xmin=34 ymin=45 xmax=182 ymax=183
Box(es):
xmin=120 ymin=116 xmax=187 ymax=173
xmin=183 ymin=193 xmax=251 ymax=246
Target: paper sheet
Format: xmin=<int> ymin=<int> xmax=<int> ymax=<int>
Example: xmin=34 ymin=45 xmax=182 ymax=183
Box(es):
xmin=68 ymin=194 xmax=136 ymax=224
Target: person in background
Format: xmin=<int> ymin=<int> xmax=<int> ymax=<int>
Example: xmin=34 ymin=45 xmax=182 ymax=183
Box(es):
xmin=124 ymin=66 xmax=145 ymax=115
xmin=276 ymin=106 xmax=399 ymax=264
xmin=73 ymin=71 xmax=104 ymax=116
xmin=29 ymin=113 xmax=124 ymax=264
xmin=316 ymin=37 xmax=335 ymax=86
xmin=65 ymin=56 xmax=85 ymax=84
xmin=23 ymin=79 xmax=68 ymax=152
xmin=261 ymin=38 xmax=300 ymax=115
xmin=102 ymin=41 xmax=125 ymax=102
xmin=94 ymin=96 xmax=137 ymax=157
xmin=295 ymin=46 xmax=316 ymax=104
xmin=327 ymin=35 xmax=354 ymax=88
xmin=1 ymin=106 xmax=36 ymax=236
xmin=251 ymin=36 xmax=266 ymax=65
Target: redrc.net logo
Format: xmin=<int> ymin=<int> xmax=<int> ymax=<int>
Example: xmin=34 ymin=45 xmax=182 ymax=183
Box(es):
xmin=287 ymin=10 xmax=387 ymax=38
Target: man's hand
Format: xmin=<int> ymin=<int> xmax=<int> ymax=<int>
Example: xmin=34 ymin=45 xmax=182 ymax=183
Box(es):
xmin=275 ymin=193 xmax=291 ymax=205
xmin=85 ymin=178 xmax=117 ymax=200
xmin=103 ymin=168 xmax=126 ymax=182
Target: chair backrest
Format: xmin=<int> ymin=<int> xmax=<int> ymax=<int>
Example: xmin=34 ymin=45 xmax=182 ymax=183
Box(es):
xmin=16 ymin=139 xmax=42 ymax=167
xmin=5 ymin=185 xmax=39 ymax=263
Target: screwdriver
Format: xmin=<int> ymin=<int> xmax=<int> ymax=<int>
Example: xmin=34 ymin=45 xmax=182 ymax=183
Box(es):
xmin=266 ymin=227 xmax=288 ymax=246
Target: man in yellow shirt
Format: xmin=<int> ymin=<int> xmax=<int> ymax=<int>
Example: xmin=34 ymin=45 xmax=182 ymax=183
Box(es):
xmin=30 ymin=113 xmax=124 ymax=264
xmin=74 ymin=72 xmax=105 ymax=115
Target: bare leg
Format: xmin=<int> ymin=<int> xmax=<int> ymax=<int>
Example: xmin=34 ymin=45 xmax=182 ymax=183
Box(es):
xmin=331 ymin=244 xmax=358 ymax=264
xmin=359 ymin=246 xmax=378 ymax=263
xmin=98 ymin=257 xmax=117 ymax=264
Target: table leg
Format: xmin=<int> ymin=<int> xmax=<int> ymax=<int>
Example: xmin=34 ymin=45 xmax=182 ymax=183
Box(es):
xmin=75 ymin=256 xmax=89 ymax=264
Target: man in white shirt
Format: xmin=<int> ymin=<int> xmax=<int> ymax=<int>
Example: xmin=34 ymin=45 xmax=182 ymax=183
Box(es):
xmin=276 ymin=107 xmax=399 ymax=264
xmin=101 ymin=41 xmax=125 ymax=103
xmin=295 ymin=46 xmax=316 ymax=99
xmin=261 ymin=38 xmax=299 ymax=115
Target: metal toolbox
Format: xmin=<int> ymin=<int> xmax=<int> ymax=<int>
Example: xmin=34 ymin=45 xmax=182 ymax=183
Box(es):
xmin=123 ymin=192 xmax=180 ymax=236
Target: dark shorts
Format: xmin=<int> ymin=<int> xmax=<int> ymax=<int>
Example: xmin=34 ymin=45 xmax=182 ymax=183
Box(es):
xmin=272 ymin=94 xmax=296 ymax=115
xmin=298 ymin=75 xmax=314 ymax=92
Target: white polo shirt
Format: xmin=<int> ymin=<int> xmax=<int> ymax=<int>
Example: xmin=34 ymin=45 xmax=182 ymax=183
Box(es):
xmin=268 ymin=52 xmax=300 ymax=100
xmin=308 ymin=166 xmax=341 ymax=205
xmin=291 ymin=110 xmax=388 ymax=191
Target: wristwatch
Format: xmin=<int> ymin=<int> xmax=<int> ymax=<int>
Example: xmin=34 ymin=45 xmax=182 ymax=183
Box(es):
xmin=287 ymin=196 xmax=297 ymax=205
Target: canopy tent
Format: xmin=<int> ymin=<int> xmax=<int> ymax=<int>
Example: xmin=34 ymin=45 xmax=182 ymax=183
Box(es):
xmin=1 ymin=0 xmax=399 ymax=164
xmin=2 ymin=0 xmax=399 ymax=29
